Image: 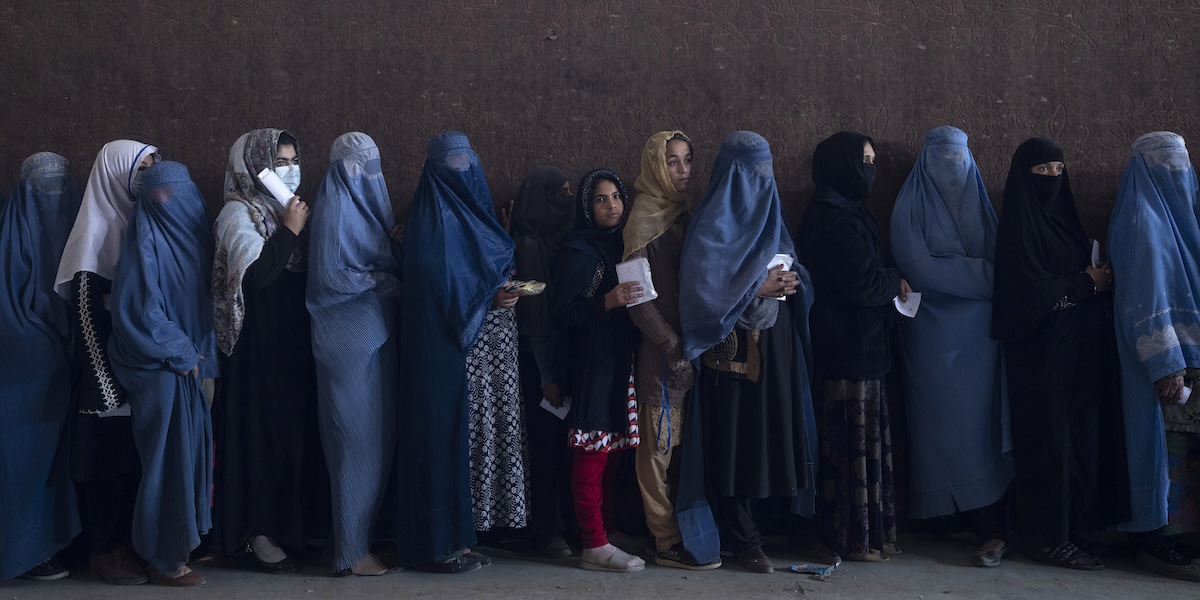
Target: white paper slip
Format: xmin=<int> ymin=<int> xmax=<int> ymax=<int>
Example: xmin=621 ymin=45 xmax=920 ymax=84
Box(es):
xmin=766 ymin=253 xmax=794 ymax=301
xmin=1180 ymin=386 xmax=1192 ymax=405
xmin=893 ymin=291 xmax=922 ymax=318
xmin=539 ymin=397 xmax=571 ymax=420
xmin=97 ymin=403 xmax=132 ymax=418
xmin=257 ymin=167 xmax=295 ymax=207
xmin=616 ymin=257 xmax=659 ymax=307
xmin=767 ymin=253 xmax=794 ymax=271
xmin=1090 ymin=239 xmax=1100 ymax=269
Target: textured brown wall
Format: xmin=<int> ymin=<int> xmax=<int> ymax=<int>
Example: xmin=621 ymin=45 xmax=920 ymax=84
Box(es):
xmin=2 ymin=1 xmax=1197 ymax=242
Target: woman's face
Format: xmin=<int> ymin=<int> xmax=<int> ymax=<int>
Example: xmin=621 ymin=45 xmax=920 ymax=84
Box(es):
xmin=1029 ymin=161 xmax=1065 ymax=176
xmin=664 ymin=140 xmax=692 ymax=193
xmin=274 ymin=143 xmax=300 ymax=167
xmin=591 ymin=179 xmax=624 ymax=228
xmin=863 ymin=142 xmax=876 ymax=165
xmin=555 ymin=180 xmax=572 ymax=199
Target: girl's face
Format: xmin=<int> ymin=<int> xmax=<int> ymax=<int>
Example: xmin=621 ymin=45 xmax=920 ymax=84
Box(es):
xmin=1030 ymin=161 xmax=1065 ymax=176
xmin=591 ymin=179 xmax=624 ymax=228
xmin=664 ymin=140 xmax=692 ymax=193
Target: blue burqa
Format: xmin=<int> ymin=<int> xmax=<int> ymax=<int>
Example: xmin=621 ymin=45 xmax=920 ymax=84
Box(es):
xmin=0 ymin=153 xmax=82 ymax=579
xmin=889 ymin=126 xmax=1014 ymax=519
xmin=679 ymin=130 xmax=818 ymax=522
xmin=108 ymin=161 xmax=216 ymax=574
xmin=1109 ymin=131 xmax=1200 ymax=532
xmin=305 ymin=132 xmax=401 ymax=571
xmin=397 ymin=131 xmax=512 ymax=565
xmin=679 ymin=131 xmax=796 ymax=361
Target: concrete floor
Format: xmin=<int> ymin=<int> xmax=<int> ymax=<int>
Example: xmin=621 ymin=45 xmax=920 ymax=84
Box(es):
xmin=2 ymin=534 xmax=1195 ymax=599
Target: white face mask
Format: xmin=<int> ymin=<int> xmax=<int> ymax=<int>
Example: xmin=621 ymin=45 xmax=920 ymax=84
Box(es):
xmin=275 ymin=164 xmax=301 ymax=194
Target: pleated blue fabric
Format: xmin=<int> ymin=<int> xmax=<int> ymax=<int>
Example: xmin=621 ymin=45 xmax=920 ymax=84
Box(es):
xmin=1109 ymin=131 xmax=1200 ymax=532
xmin=678 ymin=131 xmax=795 ymax=361
xmin=889 ymin=126 xmax=1013 ymax=518
xmin=108 ymin=161 xmax=216 ymax=574
xmin=0 ymin=153 xmax=82 ymax=579
xmin=305 ymin=132 xmax=401 ymax=571
xmin=397 ymin=131 xmax=512 ymax=566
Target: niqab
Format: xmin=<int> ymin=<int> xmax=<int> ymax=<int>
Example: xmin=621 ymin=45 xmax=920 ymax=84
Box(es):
xmin=991 ymin=137 xmax=1089 ymax=341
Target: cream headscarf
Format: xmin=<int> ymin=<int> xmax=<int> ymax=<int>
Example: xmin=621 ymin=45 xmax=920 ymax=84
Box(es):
xmin=622 ymin=130 xmax=692 ymax=259
xmin=54 ymin=140 xmax=159 ymax=297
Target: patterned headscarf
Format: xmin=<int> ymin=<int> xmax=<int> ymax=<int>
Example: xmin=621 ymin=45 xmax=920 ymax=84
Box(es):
xmin=212 ymin=129 xmax=304 ymax=355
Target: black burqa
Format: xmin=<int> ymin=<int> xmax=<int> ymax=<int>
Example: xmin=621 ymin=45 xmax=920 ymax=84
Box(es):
xmin=510 ymin=166 xmax=576 ymax=540
xmin=991 ymin=137 xmax=1129 ymax=549
xmin=511 ymin=166 xmax=573 ymax=338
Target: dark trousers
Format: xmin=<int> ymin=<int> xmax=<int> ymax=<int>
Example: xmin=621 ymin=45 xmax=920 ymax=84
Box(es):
xmin=78 ymin=470 xmax=140 ymax=555
xmin=718 ymin=495 xmax=762 ymax=552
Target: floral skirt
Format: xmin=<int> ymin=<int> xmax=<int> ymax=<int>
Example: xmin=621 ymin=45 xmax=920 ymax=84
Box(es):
xmin=818 ymin=378 xmax=898 ymax=557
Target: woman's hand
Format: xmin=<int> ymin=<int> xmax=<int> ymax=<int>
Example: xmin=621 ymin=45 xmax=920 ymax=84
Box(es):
xmin=178 ymin=364 xmax=199 ymax=377
xmin=389 ymin=223 xmax=405 ymax=245
xmin=898 ymin=278 xmax=912 ymax=303
xmin=756 ymin=265 xmax=798 ymax=298
xmin=1086 ymin=262 xmax=1113 ymax=293
xmin=498 ymin=200 xmax=514 ymax=233
xmin=604 ymin=282 xmax=643 ymax=310
xmin=542 ymin=382 xmax=564 ymax=408
xmin=494 ymin=282 xmax=520 ymax=309
xmin=283 ymin=196 xmax=310 ymax=235
xmin=1155 ymin=374 xmax=1185 ymax=402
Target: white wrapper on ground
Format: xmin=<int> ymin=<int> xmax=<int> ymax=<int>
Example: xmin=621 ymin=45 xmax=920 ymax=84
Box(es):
xmin=616 ymin=257 xmax=658 ymax=307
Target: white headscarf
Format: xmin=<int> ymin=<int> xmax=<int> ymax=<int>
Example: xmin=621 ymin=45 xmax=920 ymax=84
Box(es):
xmin=54 ymin=140 xmax=158 ymax=297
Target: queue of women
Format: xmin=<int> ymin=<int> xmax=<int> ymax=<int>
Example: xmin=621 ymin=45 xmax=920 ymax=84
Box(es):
xmin=2 ymin=124 xmax=1199 ymax=587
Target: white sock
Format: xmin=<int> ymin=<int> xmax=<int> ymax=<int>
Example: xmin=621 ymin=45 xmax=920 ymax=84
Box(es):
xmin=251 ymin=535 xmax=287 ymax=564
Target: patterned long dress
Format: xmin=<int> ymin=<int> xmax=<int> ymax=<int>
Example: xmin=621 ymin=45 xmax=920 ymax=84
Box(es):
xmin=466 ymin=306 xmax=531 ymax=530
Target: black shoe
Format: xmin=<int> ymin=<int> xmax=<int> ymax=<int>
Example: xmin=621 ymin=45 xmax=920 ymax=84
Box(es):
xmin=228 ymin=543 xmax=300 ymax=574
xmin=409 ymin=556 xmax=481 ymax=574
xmin=1028 ymin=542 xmax=1104 ymax=571
xmin=21 ymin=559 xmax=70 ymax=581
xmin=734 ymin=546 xmax=773 ymax=574
xmin=462 ymin=550 xmax=492 ymax=567
xmin=654 ymin=543 xmax=721 ymax=571
xmin=1137 ymin=549 xmax=1200 ymax=582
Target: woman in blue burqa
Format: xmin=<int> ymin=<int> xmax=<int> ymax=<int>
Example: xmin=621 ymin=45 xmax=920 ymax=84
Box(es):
xmin=0 ymin=152 xmax=82 ymax=581
xmin=1109 ymin=131 xmax=1200 ymax=581
xmin=679 ymin=130 xmax=817 ymax=574
xmin=305 ymin=132 xmax=401 ymax=577
xmin=889 ymin=126 xmax=1013 ymax=567
xmin=108 ymin=161 xmax=217 ymax=587
xmin=398 ymin=131 xmax=513 ymax=573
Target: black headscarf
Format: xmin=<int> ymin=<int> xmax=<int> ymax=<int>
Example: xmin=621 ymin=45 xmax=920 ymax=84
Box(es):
xmin=511 ymin=166 xmax=572 ymax=337
xmin=555 ymin=169 xmax=631 ymax=302
xmin=812 ymin=131 xmax=876 ymax=200
xmin=991 ymin=137 xmax=1090 ymax=342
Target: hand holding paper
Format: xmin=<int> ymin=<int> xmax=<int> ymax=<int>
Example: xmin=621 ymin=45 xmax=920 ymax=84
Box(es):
xmin=894 ymin=291 xmax=922 ymax=318
xmin=765 ymin=253 xmax=795 ymax=301
xmin=257 ymin=168 xmax=296 ymax=207
xmin=616 ymin=257 xmax=659 ymax=307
